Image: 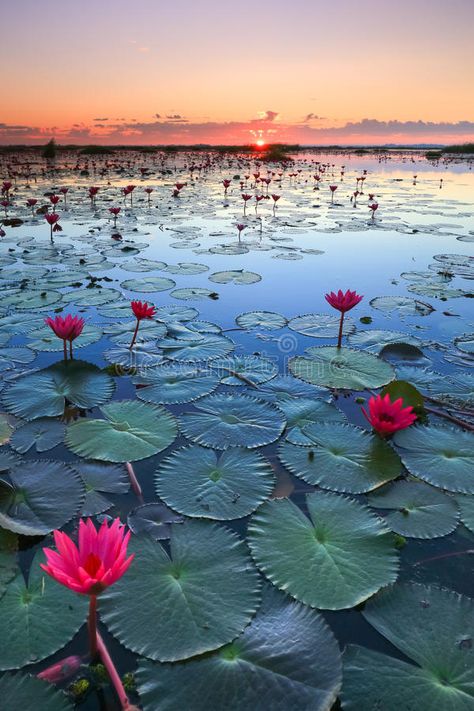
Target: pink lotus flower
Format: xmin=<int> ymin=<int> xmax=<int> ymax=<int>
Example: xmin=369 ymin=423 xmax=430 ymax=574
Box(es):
xmin=223 ymin=179 xmax=231 ymax=195
xmin=0 ymin=199 xmax=9 ymax=217
xmin=144 ymin=187 xmax=153 ymax=204
xmin=50 ymin=194 xmax=60 ymax=206
xmin=45 ymin=314 xmax=85 ymax=359
xmin=175 ymin=182 xmax=186 ymax=191
xmin=2 ymin=181 xmax=12 ymax=194
xmin=325 ymin=289 xmax=363 ymax=313
xmin=41 ymin=518 xmax=134 ymax=596
xmin=241 ymin=193 xmax=252 ymax=215
xmin=109 ymin=206 xmax=121 ymax=226
xmin=45 ymin=212 xmax=60 ymax=239
xmin=325 ymin=289 xmax=363 ymax=348
xmin=130 ymin=300 xmax=156 ymax=348
xmin=369 ymin=202 xmax=379 ymax=218
xmin=362 ymin=393 xmax=417 ymax=437
xmin=38 ymin=656 xmax=83 ymax=684
xmin=329 ymin=184 xmax=338 ymax=203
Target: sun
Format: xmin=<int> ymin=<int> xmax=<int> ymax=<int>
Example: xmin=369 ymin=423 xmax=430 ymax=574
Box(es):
xmin=256 ymin=138 xmax=265 ymax=147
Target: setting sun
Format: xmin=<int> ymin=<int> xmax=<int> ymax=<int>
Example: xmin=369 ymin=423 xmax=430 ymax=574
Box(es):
xmin=256 ymin=139 xmax=265 ymax=147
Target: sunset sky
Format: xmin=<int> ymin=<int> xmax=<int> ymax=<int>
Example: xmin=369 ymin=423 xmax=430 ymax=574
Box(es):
xmin=2 ymin=0 xmax=473 ymax=146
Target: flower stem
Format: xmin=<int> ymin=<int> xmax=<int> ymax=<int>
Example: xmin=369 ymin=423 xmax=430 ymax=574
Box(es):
xmin=63 ymin=340 xmax=68 ymax=362
xmin=96 ymin=631 xmax=133 ymax=710
xmin=69 ymin=340 xmax=74 ymax=360
xmin=129 ymin=319 xmax=140 ymax=350
xmin=126 ymin=462 xmax=144 ymax=503
xmin=88 ymin=595 xmax=98 ymax=661
xmin=337 ymin=312 xmax=344 ymax=348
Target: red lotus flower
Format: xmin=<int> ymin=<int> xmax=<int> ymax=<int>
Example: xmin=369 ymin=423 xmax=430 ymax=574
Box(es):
xmin=325 ymin=289 xmax=363 ymax=313
xmin=362 ymin=393 xmax=417 ymax=437
xmin=130 ymin=300 xmax=156 ymax=348
xmin=2 ymin=181 xmax=12 ymax=193
xmin=45 ymin=213 xmax=60 ymax=226
xmin=109 ymin=207 xmax=121 ymax=216
xmin=175 ymin=182 xmax=186 ymax=190
xmin=325 ymin=289 xmax=363 ymax=348
xmin=131 ymin=300 xmax=156 ymax=320
xmin=271 ymin=194 xmax=281 ymax=202
xmin=45 ymin=314 xmax=85 ymax=359
xmin=59 ymin=187 xmax=69 ymax=195
xmin=50 ymin=195 xmax=60 ymax=206
xmin=369 ymin=202 xmax=379 ymax=217
xmin=27 ymin=198 xmax=38 ymax=207
xmin=89 ymin=186 xmax=99 ymax=198
xmin=144 ymin=187 xmax=153 ymax=194
xmin=223 ymin=179 xmax=231 ymax=189
xmin=241 ymin=193 xmax=252 ymax=201
xmin=41 ymin=518 xmax=134 ymax=596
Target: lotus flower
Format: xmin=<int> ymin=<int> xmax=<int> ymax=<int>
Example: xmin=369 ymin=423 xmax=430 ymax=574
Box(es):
xmin=45 ymin=314 xmax=85 ymax=360
xmin=130 ymin=300 xmax=156 ymax=348
xmin=109 ymin=206 xmax=121 ymax=227
xmin=222 ymin=179 xmax=231 ymax=195
xmin=362 ymin=393 xmax=417 ymax=437
xmin=325 ymin=289 xmax=363 ymax=347
xmin=44 ymin=212 xmax=60 ymax=239
xmin=50 ymin=194 xmax=60 ymax=207
xmin=144 ymin=187 xmax=153 ymax=204
xmin=329 ymin=184 xmax=338 ymax=202
xmin=369 ymin=202 xmax=379 ymax=218
xmin=41 ymin=518 xmax=134 ymax=660
xmin=241 ymin=193 xmax=252 ymax=215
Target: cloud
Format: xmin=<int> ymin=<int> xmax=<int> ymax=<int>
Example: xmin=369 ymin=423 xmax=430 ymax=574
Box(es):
xmin=304 ymin=113 xmax=324 ymax=122
xmin=0 ymin=116 xmax=473 ymax=145
xmin=93 ymin=117 xmax=109 ymax=122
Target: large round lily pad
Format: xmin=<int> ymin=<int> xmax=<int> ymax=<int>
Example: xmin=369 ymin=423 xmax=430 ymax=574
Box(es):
xmin=211 ymin=355 xmax=278 ymax=386
xmin=65 ymin=400 xmax=178 ymax=462
xmin=0 ymin=673 xmax=74 ymax=710
xmin=133 ymin=364 xmax=220 ymax=404
xmin=0 ymin=460 xmax=85 ymax=536
xmin=248 ymin=492 xmax=398 ymax=610
xmin=342 ymin=583 xmax=474 ymax=711
xmin=10 ymin=419 xmax=65 ymax=454
xmin=136 ymin=587 xmax=342 ymax=711
xmin=236 ymin=311 xmax=287 ymax=330
xmin=393 ymin=426 xmax=474 ymax=493
xmin=101 ymin=520 xmax=260 ymax=662
xmin=279 ymin=398 xmax=346 ymax=445
xmin=158 ymin=334 xmax=234 ymax=362
xmin=288 ymin=313 xmax=355 ymax=338
xmin=2 ymin=360 xmax=115 ymax=420
xmin=156 ymin=446 xmax=275 ymax=520
xmin=368 ymin=480 xmax=459 ymax=538
xmin=77 ymin=462 xmax=130 ymax=516
xmin=0 ymin=550 xmax=87 ymax=670
xmin=278 ymin=423 xmax=401 ymax=493
xmin=289 ymin=347 xmax=394 ymax=390
xmin=179 ymin=394 xmax=286 ymax=449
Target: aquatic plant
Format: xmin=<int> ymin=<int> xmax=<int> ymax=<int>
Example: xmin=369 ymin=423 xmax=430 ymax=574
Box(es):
xmin=130 ymin=300 xmax=157 ymax=349
xmin=362 ymin=393 xmax=417 ymax=437
xmin=45 ymin=314 xmax=85 ymax=360
xmin=325 ymin=289 xmax=363 ymax=347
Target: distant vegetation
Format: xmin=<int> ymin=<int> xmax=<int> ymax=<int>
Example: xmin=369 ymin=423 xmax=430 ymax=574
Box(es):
xmin=79 ymin=145 xmax=114 ymax=155
xmin=442 ymin=143 xmax=474 ymax=154
xmin=42 ymin=139 xmax=57 ymax=159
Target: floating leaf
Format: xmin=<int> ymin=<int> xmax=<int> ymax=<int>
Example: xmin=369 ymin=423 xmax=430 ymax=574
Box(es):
xmin=348 ymin=329 xmax=423 ymax=353
xmin=156 ymin=446 xmax=275 ymax=520
xmin=27 ymin=324 xmax=103 ymax=352
xmin=288 ymin=313 xmax=355 ymax=338
xmin=211 ymin=355 xmax=278 ymax=386
xmin=121 ymin=276 xmax=176 ymax=292
xmin=171 ymin=287 xmax=217 ymax=301
xmin=133 ymin=364 xmax=219 ymax=404
xmin=289 ymin=347 xmax=394 ymax=390
xmin=101 ymin=521 xmax=260 ymax=661
xmin=236 ymin=311 xmax=287 ymax=330
xmin=104 ymin=341 xmax=164 ymax=370
xmin=0 ymin=460 xmax=85 ymax=535
xmin=2 ymin=360 xmax=115 ymax=420
xmin=1 ymin=290 xmax=62 ymax=310
xmin=209 ymin=270 xmax=261 ymax=285
xmin=0 ymin=551 xmax=87 ymax=670
xmin=0 ymin=673 xmax=74 ymax=709
xmin=393 ymin=425 xmax=474 ymax=493
xmin=280 ymin=398 xmax=346 ymax=444
xmin=370 ymin=295 xmax=435 ymax=317
xmin=65 ymin=400 xmax=177 ymax=462
xmin=279 ymin=423 xmax=401 ymax=493
xmin=456 ymin=495 xmax=474 ymax=533
xmin=62 ymin=287 xmax=122 ymax=306
xmin=179 ymin=394 xmax=286 ymax=449
xmin=136 ymin=587 xmax=341 ymax=711
xmin=10 ymin=418 xmax=65 ymax=454
xmin=158 ymin=334 xmax=234 ymax=362
xmin=368 ymin=480 xmax=459 ymax=538
xmin=77 ymin=462 xmax=130 ymax=516
xmin=248 ymin=492 xmax=398 ymax=610
xmin=127 ymin=503 xmax=183 ymax=540
xmin=342 ymin=583 xmax=474 ymax=711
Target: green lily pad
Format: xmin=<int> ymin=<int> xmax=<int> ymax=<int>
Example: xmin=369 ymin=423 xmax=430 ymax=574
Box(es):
xmin=280 ymin=398 xmax=346 ymax=444
xmin=77 ymin=462 xmax=130 ymax=516
xmin=156 ymin=446 xmax=275 ymax=520
xmin=342 ymin=583 xmax=474 ymax=711
xmin=104 ymin=341 xmax=164 ymax=370
xmin=62 ymin=287 xmax=121 ymax=306
xmin=104 ymin=319 xmax=166 ymax=343
xmin=1 ymin=290 xmax=63 ymax=311
xmin=348 ymin=329 xmax=423 ymax=353
xmin=2 ymin=360 xmax=115 ymax=420
xmin=211 ymin=355 xmax=278 ymax=386
xmin=393 ymin=426 xmax=474 ymax=493
xmin=0 ymin=673 xmax=74 ymax=709
xmin=248 ymin=492 xmax=398 ymax=610
xmin=257 ymin=375 xmax=328 ymax=402
xmin=10 ymin=418 xmax=65 ymax=454
xmin=154 ymin=305 xmax=199 ymax=323
xmin=171 ymin=287 xmax=217 ymax=301
xmin=179 ymin=394 xmax=286 ymax=449
xmin=65 ymin=400 xmax=178 ymax=462
xmin=370 ymin=295 xmax=435 ymax=317
xmin=289 ymin=347 xmax=395 ymax=390
xmin=456 ymin=495 xmax=474 ymax=533
xmin=121 ymin=276 xmax=176 ymax=292
xmin=209 ymin=270 xmax=261 ymax=285
xmin=0 ymin=551 xmax=87 ymax=670
xmin=368 ymin=480 xmax=459 ymax=538
xmin=288 ymin=313 xmax=355 ymax=338
xmin=0 ymin=529 xmax=19 ymax=597
xmin=136 ymin=587 xmax=341 ymax=711
xmin=158 ymin=334 xmax=234 ymax=362
xmin=163 ymin=262 xmax=209 ymax=275
xmin=133 ymin=364 xmax=220 ymax=404
xmin=236 ymin=311 xmax=287 ymax=330
xmin=100 ymin=521 xmax=260 ymax=662
xmin=0 ymin=459 xmax=85 ymax=535
xmin=27 ymin=323 xmax=103 ymax=352
xmin=279 ymin=422 xmax=401 ymax=493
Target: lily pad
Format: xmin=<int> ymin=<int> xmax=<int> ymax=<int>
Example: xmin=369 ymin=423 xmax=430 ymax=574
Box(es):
xmin=280 ymin=398 xmax=346 ymax=444
xmin=288 ymin=313 xmax=355 ymax=338
xmin=0 ymin=673 xmax=73 ymax=710
xmin=211 ymin=355 xmax=278 ymax=386
xmin=62 ymin=287 xmax=121 ymax=306
xmin=279 ymin=423 xmax=401 ymax=493
xmin=121 ymin=276 xmax=176 ymax=292
xmin=27 ymin=323 xmax=103 ymax=352
xmin=136 ymin=587 xmax=342 ymax=711
xmin=348 ymin=329 xmax=423 ymax=353
xmin=342 ymin=583 xmax=474 ymax=711
xmin=209 ymin=270 xmax=261 ymax=285
xmin=156 ymin=446 xmax=275 ymax=520
xmin=393 ymin=425 xmax=474 ymax=493
xmin=10 ymin=419 xmax=65 ymax=454
xmin=133 ymin=364 xmax=219 ymax=404
xmin=248 ymin=492 xmax=398 ymax=610
xmin=0 ymin=551 xmax=87 ymax=670
xmin=77 ymin=462 xmax=130 ymax=516
xmin=171 ymin=287 xmax=217 ymax=301
xmin=65 ymin=400 xmax=178 ymax=462
xmin=2 ymin=360 xmax=115 ymax=420
xmin=289 ymin=346 xmax=394 ymax=390
xmin=236 ymin=311 xmax=287 ymax=330
xmin=100 ymin=520 xmax=260 ymax=661
xmin=158 ymin=334 xmax=234 ymax=362
xmin=370 ymin=295 xmax=435 ymax=317
xmin=0 ymin=460 xmax=85 ymax=535
xmin=127 ymin=503 xmax=183 ymax=540
xmin=368 ymin=480 xmax=459 ymax=538
xmin=179 ymin=394 xmax=286 ymax=449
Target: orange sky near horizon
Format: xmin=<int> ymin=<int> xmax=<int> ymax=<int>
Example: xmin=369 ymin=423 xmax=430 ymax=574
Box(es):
xmin=1 ymin=0 xmax=473 ymax=145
